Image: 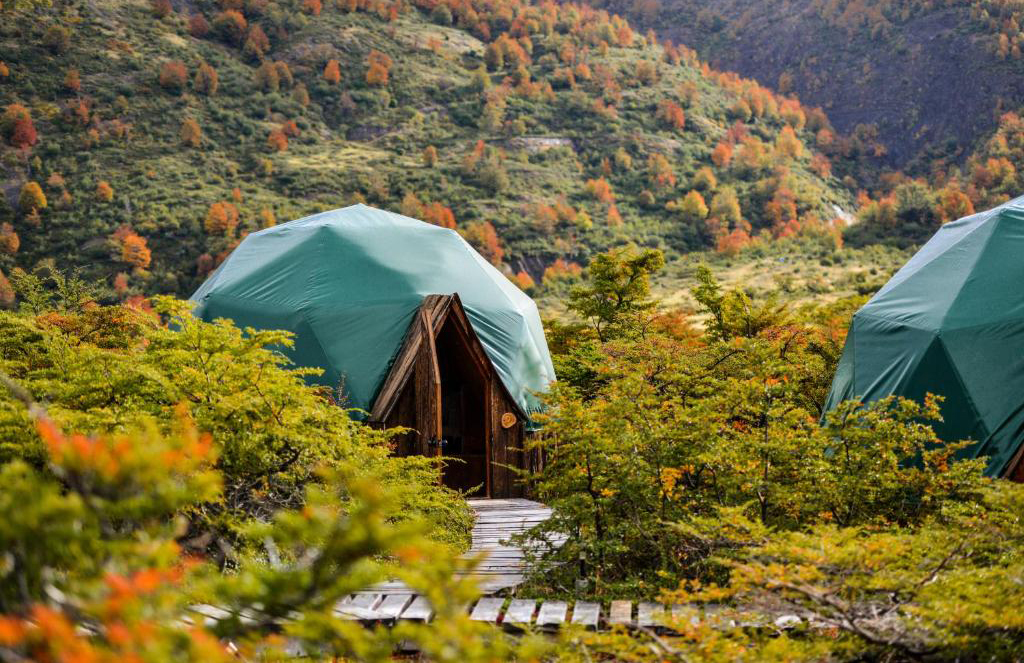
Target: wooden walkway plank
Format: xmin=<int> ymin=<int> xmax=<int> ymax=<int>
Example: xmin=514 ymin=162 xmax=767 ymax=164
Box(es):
xmin=536 ymin=601 xmax=567 ymax=627
xmin=608 ymin=601 xmax=633 ymax=626
xmin=399 ymin=595 xmax=433 ymax=622
xmin=570 ymin=601 xmax=600 ymax=628
xmin=377 ymin=594 xmax=413 ymax=620
xmin=503 ymin=599 xmax=537 ymax=626
xmin=469 ymin=597 xmax=504 ymax=623
xmin=637 ymin=602 xmax=664 ymax=627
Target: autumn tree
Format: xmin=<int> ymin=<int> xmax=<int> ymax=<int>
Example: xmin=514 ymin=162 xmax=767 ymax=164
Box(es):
xmin=158 ymin=61 xmax=188 ymax=93
xmin=188 ymin=14 xmax=211 ymax=37
xmin=710 ymin=187 xmax=743 ymax=225
xmin=63 ymin=68 xmax=81 ymax=93
xmin=711 ymin=141 xmax=733 ymax=168
xmin=323 ymin=59 xmax=341 ymax=84
xmin=2 ymin=104 xmax=36 ymax=149
xmin=267 ymin=128 xmax=288 ymax=152
xmin=606 ymin=203 xmax=623 ymax=226
xmin=302 ymin=0 xmax=321 ymax=15
xmin=692 ymin=166 xmax=717 ymax=191
xmin=586 ymin=177 xmax=615 ymax=203
xmin=646 ymin=153 xmax=676 ymax=190
xmin=774 ymin=125 xmax=804 ymax=160
xmin=120 ymin=230 xmax=152 ymax=269
xmin=243 ymin=24 xmax=270 ymax=60
xmin=18 ymin=181 xmax=46 ymax=213
xmin=212 ymin=9 xmax=247 ymax=44
xmin=423 ymin=145 xmax=438 ymax=167
xmin=674 ymin=190 xmax=708 ymax=223
xmin=180 ymin=117 xmax=202 ymax=147
xmin=255 ymin=60 xmax=280 ymax=91
xmin=512 ymin=271 xmax=535 ymax=291
xmin=936 ymin=185 xmax=975 ymax=223
xmin=0 ymin=222 xmax=19 ymax=255
xmin=151 ymin=0 xmax=172 ymax=17
xmin=421 ymin=201 xmax=457 ymax=229
xmin=204 ymin=201 xmax=240 ymax=235
xmin=365 ymin=49 xmax=392 ymax=86
xmin=463 ymin=220 xmax=505 ymax=265
xmin=293 ymin=82 xmax=310 ymax=106
xmin=656 ymin=99 xmax=685 ymax=130
xmin=280 ymin=120 xmax=299 ymax=138
xmin=95 ymin=180 xmax=114 ymax=202
xmin=193 ymin=62 xmax=219 ymax=96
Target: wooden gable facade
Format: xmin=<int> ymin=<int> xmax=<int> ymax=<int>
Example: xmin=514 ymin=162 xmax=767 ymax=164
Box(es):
xmin=367 ymin=294 xmax=537 ymax=498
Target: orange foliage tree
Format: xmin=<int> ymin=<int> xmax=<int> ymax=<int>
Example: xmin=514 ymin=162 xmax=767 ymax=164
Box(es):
xmin=463 ymin=220 xmax=505 ymax=265
xmin=323 ymin=59 xmax=341 ymax=84
xmin=64 ymin=68 xmax=81 ymax=93
xmin=243 ymin=25 xmax=270 ymax=59
xmin=711 ymin=141 xmax=733 ymax=168
xmin=204 ymin=201 xmax=240 ymax=235
xmin=180 ymin=117 xmax=202 ymax=147
xmin=18 ymin=181 xmax=47 ymax=213
xmin=121 ymin=233 xmax=152 ymax=269
xmin=267 ymin=129 xmax=288 ymax=152
xmin=0 ymin=222 xmax=19 ymax=255
xmin=423 ymin=145 xmax=438 ymax=167
xmin=188 ymin=14 xmax=210 ymax=37
xmin=512 ymin=271 xmax=535 ymax=291
xmin=96 ymin=181 xmax=114 ymax=202
xmin=302 ymin=0 xmax=322 ymax=14
xmin=656 ymin=100 xmax=685 ymax=131
xmin=585 ymin=177 xmax=615 ymax=203
xmin=935 ymin=185 xmax=975 ymax=223
xmin=213 ymin=9 xmax=248 ymax=44
xmin=646 ymin=153 xmax=676 ymax=190
xmin=421 ymin=201 xmax=457 ymax=229
xmin=365 ymin=50 xmax=392 ymax=86
xmin=194 ymin=62 xmax=219 ymax=96
xmin=158 ymin=61 xmax=188 ymax=93
xmin=3 ymin=104 xmax=37 ymax=149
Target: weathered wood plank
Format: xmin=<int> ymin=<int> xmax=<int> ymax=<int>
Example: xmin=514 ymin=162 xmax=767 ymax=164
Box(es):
xmin=348 ymin=594 xmax=381 ymax=610
xmin=637 ymin=602 xmax=664 ymax=627
xmin=536 ymin=601 xmax=567 ymax=627
xmin=571 ymin=601 xmax=600 ymax=628
xmin=469 ymin=598 xmax=504 ymax=623
xmin=377 ymin=594 xmax=413 ymax=620
xmin=503 ymin=599 xmax=537 ymax=625
xmin=608 ymin=601 xmax=633 ymax=626
xmin=400 ymin=595 xmax=433 ymax=622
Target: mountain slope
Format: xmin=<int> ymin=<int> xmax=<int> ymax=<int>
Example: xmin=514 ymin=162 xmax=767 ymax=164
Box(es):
xmin=593 ymin=0 xmax=1024 ymax=170
xmin=0 ymin=0 xmax=852 ymax=301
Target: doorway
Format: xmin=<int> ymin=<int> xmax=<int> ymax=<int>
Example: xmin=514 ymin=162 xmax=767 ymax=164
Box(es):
xmin=436 ymin=315 xmax=489 ymax=496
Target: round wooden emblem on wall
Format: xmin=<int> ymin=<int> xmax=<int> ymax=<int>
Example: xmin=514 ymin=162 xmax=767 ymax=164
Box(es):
xmin=501 ymin=412 xmax=517 ymax=429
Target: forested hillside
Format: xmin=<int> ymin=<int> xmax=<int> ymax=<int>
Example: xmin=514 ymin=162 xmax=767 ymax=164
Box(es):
xmin=594 ymin=0 xmax=1024 ymax=172
xmin=0 ymin=0 xmax=857 ymax=303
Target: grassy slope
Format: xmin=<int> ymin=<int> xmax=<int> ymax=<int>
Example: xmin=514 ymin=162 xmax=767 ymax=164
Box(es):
xmin=0 ymin=0 xmax=853 ymax=300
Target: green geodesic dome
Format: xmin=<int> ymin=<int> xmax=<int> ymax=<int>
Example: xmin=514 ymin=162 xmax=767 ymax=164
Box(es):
xmin=189 ymin=204 xmax=555 ymax=418
xmin=825 ymin=196 xmax=1024 ymax=477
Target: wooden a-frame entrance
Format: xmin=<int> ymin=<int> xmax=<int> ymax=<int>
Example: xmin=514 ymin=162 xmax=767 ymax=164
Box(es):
xmin=367 ymin=294 xmax=530 ymax=498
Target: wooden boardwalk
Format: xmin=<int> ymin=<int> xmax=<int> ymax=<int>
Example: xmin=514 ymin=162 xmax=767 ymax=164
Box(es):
xmin=364 ymin=498 xmax=561 ymax=595
xmin=461 ymin=497 xmax=562 ymax=593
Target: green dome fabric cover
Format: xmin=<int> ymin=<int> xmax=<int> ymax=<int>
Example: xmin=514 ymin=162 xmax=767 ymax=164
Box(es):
xmin=190 ymin=204 xmax=555 ymax=417
xmin=825 ymin=196 xmax=1024 ymax=477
